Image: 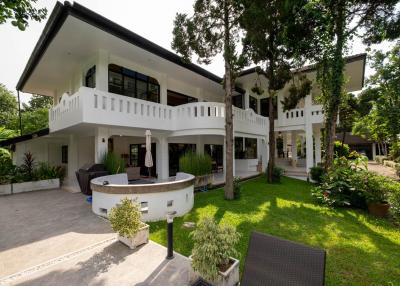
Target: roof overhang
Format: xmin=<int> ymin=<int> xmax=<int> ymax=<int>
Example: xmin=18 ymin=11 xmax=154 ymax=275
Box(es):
xmin=18 ymin=2 xmax=243 ymax=96
xmin=0 ymin=128 xmax=50 ymax=147
xmin=237 ymin=54 xmax=367 ymax=93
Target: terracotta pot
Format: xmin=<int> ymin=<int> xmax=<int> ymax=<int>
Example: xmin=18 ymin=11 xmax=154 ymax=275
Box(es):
xmin=367 ymin=203 xmax=390 ymax=218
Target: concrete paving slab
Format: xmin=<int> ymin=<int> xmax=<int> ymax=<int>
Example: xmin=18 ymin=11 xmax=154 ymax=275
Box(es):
xmin=10 ymin=240 xmax=191 ymax=286
xmin=0 ymin=189 xmax=114 ymax=278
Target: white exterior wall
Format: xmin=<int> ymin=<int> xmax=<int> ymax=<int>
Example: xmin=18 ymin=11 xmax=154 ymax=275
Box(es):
xmin=91 ymin=173 xmax=194 ymax=222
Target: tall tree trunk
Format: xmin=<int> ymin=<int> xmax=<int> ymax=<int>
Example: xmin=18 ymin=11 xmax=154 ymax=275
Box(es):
xmin=223 ymin=1 xmax=234 ymax=200
xmin=324 ymin=1 xmax=345 ymax=169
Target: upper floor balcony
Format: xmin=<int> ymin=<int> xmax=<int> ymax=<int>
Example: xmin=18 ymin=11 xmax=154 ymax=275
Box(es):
xmin=49 ymin=87 xmax=269 ymax=137
xmin=275 ymin=105 xmax=324 ymax=129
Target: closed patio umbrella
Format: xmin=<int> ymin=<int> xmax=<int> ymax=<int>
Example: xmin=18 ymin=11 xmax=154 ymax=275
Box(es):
xmin=145 ymin=130 xmax=153 ymax=177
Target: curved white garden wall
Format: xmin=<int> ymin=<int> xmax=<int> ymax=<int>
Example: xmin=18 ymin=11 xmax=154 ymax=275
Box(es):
xmin=91 ymin=173 xmax=195 ymax=222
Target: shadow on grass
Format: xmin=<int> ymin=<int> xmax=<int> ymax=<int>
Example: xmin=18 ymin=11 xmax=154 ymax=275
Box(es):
xmin=149 ymin=176 xmax=400 ymax=285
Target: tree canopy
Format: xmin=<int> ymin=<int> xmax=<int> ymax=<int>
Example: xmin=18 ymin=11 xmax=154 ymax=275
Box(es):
xmin=239 ymin=0 xmax=315 ymax=181
xmin=302 ymin=0 xmax=399 ymax=168
xmin=172 ymin=0 xmax=245 ymax=199
xmin=0 ymin=0 xmax=47 ymax=30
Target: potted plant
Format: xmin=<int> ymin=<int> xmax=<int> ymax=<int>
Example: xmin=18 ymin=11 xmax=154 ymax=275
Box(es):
xmin=108 ymin=198 xmax=149 ymax=249
xmin=179 ymin=152 xmax=212 ymax=189
xmin=364 ymin=173 xmax=390 ymax=217
xmin=189 ymin=216 xmax=240 ymax=286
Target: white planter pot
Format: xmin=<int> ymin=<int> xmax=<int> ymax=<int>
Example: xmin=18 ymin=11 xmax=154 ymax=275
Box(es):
xmin=189 ymin=256 xmax=240 ymax=286
xmin=12 ymin=178 xmax=60 ymax=194
xmin=0 ymin=184 xmax=12 ymax=195
xmin=118 ymin=223 xmax=150 ymax=249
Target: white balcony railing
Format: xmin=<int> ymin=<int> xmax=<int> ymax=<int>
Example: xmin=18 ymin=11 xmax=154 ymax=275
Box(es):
xmin=276 ymin=104 xmax=324 ymax=127
xmin=49 ymin=87 xmax=269 ymax=136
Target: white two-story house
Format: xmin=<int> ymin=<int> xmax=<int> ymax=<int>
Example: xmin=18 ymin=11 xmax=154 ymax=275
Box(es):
xmin=1 ymin=2 xmax=366 ymax=191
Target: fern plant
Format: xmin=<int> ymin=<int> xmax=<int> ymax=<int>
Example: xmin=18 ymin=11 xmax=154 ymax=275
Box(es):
xmin=108 ymin=198 xmax=143 ymax=238
xmin=190 ymin=216 xmax=240 ymax=282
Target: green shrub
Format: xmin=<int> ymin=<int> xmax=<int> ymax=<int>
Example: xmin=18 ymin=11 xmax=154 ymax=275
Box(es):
xmin=108 ymin=198 xmax=143 ymax=238
xmin=310 ymin=166 xmax=325 ymax=184
xmin=361 ymin=172 xmax=390 ymax=204
xmin=0 ymin=148 xmax=13 ymax=185
xmin=233 ymin=177 xmax=242 ymax=199
xmin=269 ymin=166 xmax=284 ymax=183
xmin=387 ymin=183 xmax=400 ymax=221
xmin=36 ymin=162 xmax=66 ymax=183
xmin=103 ymin=152 xmax=126 ymax=174
xmin=190 ymin=216 xmax=240 ymax=282
xmin=389 ymin=142 xmax=400 ymax=162
xmin=311 ymin=156 xmax=368 ymax=208
xmin=179 ymin=151 xmax=212 ymax=176
xmin=334 ymin=141 xmax=350 ymax=158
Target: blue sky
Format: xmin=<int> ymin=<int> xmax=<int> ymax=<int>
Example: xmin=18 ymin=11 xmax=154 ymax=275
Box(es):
xmin=0 ymin=0 xmax=394 ymax=103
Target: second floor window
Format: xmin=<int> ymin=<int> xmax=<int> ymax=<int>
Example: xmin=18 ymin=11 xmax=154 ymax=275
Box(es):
xmin=85 ymin=66 xmax=96 ymax=88
xmin=232 ymin=94 xmax=244 ymax=109
xmin=249 ymin=96 xmax=258 ymax=113
xmin=260 ymin=98 xmax=277 ymax=119
xmin=108 ymin=64 xmax=160 ymax=103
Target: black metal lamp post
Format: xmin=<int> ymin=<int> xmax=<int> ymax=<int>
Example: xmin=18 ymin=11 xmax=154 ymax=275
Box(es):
xmin=166 ymin=211 xmax=177 ymax=260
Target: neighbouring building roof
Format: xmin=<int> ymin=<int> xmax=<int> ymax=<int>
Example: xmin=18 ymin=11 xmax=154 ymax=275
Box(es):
xmin=239 ymin=54 xmax=366 ymax=80
xmin=336 ymin=132 xmax=373 ymax=145
xmin=0 ymin=128 xmax=49 ymax=147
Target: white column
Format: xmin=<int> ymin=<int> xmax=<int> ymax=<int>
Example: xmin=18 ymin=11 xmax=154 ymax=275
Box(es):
xmin=304 ymin=94 xmax=314 ymax=171
xmin=64 ymin=134 xmax=80 ymax=192
xmin=160 ymin=74 xmax=168 ymax=105
xmin=156 ymin=137 xmax=169 ymax=179
xmin=196 ymin=136 xmax=204 ymax=155
xmin=244 ymin=92 xmax=250 ymax=109
xmin=256 ymin=98 xmax=261 ymax=115
xmin=315 ymin=128 xmax=322 ymax=165
xmin=96 ymin=49 xmax=109 ymax=92
xmin=291 ymin=131 xmax=297 ymax=161
xmin=94 ymin=127 xmax=109 ymax=163
xmin=282 ymin=132 xmax=287 ymax=158
xmin=257 ymin=137 xmax=267 ymax=172
xmin=372 ymin=143 xmax=376 ymax=160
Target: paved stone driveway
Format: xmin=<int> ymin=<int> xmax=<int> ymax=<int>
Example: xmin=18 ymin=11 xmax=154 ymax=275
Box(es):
xmin=0 ymin=189 xmax=190 ymax=285
xmin=368 ymin=161 xmax=398 ymax=180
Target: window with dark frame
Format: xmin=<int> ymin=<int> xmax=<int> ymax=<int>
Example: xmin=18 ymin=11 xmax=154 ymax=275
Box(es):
xmin=249 ymin=96 xmax=258 ymax=113
xmin=167 ymin=90 xmax=198 ymax=106
xmin=61 ymin=145 xmax=68 ymax=164
xmin=260 ymin=98 xmax=278 ymax=119
xmin=108 ymin=64 xmax=160 ymax=103
xmin=232 ymin=94 xmax=244 ymax=109
xmin=85 ymin=66 xmax=96 ymax=88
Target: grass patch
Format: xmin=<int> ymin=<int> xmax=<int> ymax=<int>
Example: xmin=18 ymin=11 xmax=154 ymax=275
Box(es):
xmin=149 ymin=176 xmax=400 ymax=285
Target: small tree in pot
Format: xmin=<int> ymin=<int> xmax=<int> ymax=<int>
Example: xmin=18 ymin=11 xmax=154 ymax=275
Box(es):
xmin=179 ymin=152 xmax=212 ymax=189
xmin=362 ymin=173 xmax=390 ymax=218
xmin=108 ymin=198 xmax=149 ymax=249
xmin=189 ymin=216 xmax=240 ymax=286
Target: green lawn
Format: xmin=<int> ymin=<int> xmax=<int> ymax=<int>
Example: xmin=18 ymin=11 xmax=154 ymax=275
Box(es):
xmin=149 ymin=176 xmax=400 ymax=286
